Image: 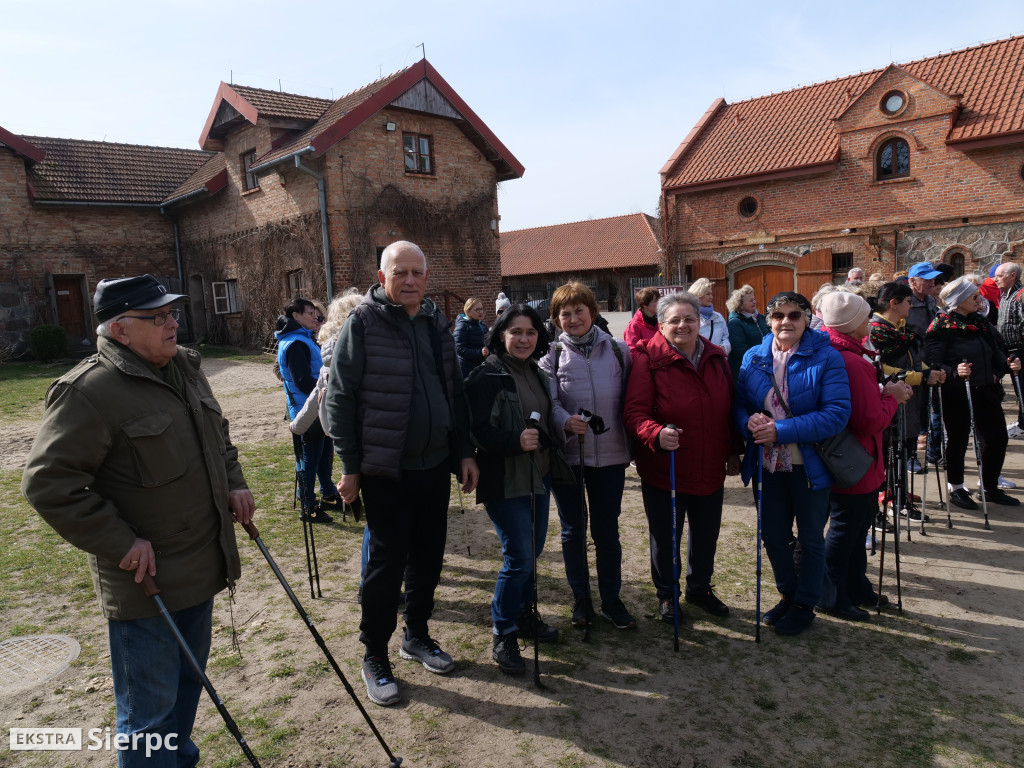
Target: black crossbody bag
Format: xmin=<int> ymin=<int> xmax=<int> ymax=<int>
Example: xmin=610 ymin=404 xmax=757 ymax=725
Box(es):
xmin=768 ymin=372 xmax=872 ymax=489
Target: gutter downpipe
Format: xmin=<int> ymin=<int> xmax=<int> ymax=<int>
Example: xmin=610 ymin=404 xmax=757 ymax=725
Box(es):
xmin=292 ymin=154 xmax=334 ymax=300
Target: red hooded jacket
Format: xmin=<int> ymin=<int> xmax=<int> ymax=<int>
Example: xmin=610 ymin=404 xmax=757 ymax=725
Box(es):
xmin=823 ymin=326 xmax=899 ymax=495
xmin=624 ymin=332 xmax=742 ymax=494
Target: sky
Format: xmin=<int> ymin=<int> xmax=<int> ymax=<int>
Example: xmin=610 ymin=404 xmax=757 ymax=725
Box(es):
xmin=3 ymin=1 xmax=1024 ymax=232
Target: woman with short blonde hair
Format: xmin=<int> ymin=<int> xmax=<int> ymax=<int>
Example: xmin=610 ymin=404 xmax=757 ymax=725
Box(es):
xmin=689 ymin=278 xmax=731 ymax=353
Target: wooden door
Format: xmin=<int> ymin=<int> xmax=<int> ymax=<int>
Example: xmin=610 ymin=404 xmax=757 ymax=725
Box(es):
xmin=795 ymin=248 xmax=833 ymax=300
xmin=52 ymin=274 xmax=89 ymax=344
xmin=689 ymin=259 xmax=728 ymax=312
xmin=732 ymin=264 xmax=795 ymax=312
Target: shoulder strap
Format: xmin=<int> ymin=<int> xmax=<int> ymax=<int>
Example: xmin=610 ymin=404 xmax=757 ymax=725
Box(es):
xmin=767 ymin=372 xmax=795 ymax=419
xmin=611 ymin=338 xmax=625 ymax=372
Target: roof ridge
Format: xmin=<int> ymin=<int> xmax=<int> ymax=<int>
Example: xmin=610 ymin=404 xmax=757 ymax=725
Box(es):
xmin=333 ymin=66 xmax=409 ymax=102
xmin=505 ymin=212 xmax=651 ymax=234
xmin=230 ymin=83 xmax=334 ymax=103
xmin=22 ymin=135 xmax=212 ymax=154
xmin=724 ymin=33 xmax=1024 ymax=107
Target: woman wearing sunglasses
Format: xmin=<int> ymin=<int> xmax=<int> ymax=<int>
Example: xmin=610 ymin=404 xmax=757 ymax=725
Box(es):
xmin=735 ymin=291 xmax=851 ymax=636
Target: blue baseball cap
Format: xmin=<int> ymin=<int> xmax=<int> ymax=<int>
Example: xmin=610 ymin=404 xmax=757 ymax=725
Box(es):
xmin=907 ymin=262 xmax=942 ymax=280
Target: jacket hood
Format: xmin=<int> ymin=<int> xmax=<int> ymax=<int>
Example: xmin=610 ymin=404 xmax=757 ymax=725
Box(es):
xmin=824 ymin=325 xmax=872 ymax=357
xmin=640 ymin=328 xmax=726 ymax=368
xmin=274 ymin=315 xmax=302 ymax=338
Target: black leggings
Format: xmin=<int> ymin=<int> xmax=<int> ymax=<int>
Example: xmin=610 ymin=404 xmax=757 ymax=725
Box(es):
xmin=941 ymin=382 xmax=1007 ymax=489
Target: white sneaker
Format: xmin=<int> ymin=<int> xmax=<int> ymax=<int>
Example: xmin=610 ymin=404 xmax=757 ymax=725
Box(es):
xmin=1008 ymin=421 xmax=1024 ymax=439
xmin=977 ymin=477 xmax=1017 ymax=490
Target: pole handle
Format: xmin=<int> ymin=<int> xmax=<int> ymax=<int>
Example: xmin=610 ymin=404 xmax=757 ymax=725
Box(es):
xmin=243 ymin=521 xmax=260 ymax=540
xmin=141 ymin=573 xmax=160 ymax=598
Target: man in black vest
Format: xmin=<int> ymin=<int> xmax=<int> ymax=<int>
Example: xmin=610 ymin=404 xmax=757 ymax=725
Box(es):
xmin=326 ymin=240 xmax=478 ymax=707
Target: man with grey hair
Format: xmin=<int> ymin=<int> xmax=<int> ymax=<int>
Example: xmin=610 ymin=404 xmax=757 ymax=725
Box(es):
xmin=843 ymin=267 xmax=865 ymax=288
xmin=326 ymin=240 xmax=479 ymax=707
xmin=22 ymin=274 xmax=254 ymax=767
xmin=995 ymin=261 xmax=1024 ymax=438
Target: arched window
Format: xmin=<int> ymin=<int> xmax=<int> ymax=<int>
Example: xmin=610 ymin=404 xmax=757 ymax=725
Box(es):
xmin=876 ymin=138 xmax=910 ymax=180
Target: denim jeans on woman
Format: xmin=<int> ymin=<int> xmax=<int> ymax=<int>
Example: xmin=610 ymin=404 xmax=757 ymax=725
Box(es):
xmin=108 ymin=598 xmax=214 ymax=768
xmin=760 ymin=465 xmax=830 ymax=608
xmin=485 ymin=476 xmax=551 ymax=634
xmin=299 ymin=420 xmax=337 ymax=507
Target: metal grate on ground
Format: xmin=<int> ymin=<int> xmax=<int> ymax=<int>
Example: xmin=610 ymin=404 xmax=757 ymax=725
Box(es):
xmin=0 ymin=635 xmax=81 ymax=697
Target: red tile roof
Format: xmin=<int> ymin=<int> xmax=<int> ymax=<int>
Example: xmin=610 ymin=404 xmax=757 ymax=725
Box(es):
xmin=501 ymin=214 xmax=663 ymax=277
xmin=162 ymin=154 xmax=228 ymax=206
xmin=249 ymin=59 xmax=524 ymax=181
xmin=663 ymin=35 xmax=1024 ymax=189
xmin=21 ymin=137 xmax=213 ymax=204
xmin=226 ymin=85 xmax=333 ymax=121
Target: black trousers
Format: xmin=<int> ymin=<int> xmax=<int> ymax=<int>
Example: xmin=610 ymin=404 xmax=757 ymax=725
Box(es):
xmin=640 ymin=483 xmax=723 ymax=601
xmin=942 ymin=382 xmax=1007 ymax=489
xmin=358 ymin=462 xmax=451 ymax=657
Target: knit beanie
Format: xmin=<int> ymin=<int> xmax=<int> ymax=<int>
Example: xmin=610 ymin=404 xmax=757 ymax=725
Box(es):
xmin=495 ymin=292 xmax=511 ymax=313
xmin=820 ymin=291 xmax=870 ymax=335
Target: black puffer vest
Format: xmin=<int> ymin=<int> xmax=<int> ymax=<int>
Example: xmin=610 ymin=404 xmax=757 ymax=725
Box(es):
xmin=354 ymin=295 xmax=460 ymax=478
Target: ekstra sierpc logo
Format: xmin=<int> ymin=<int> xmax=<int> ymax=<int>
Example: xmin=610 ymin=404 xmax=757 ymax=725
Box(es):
xmin=10 ymin=727 xmax=178 ymax=756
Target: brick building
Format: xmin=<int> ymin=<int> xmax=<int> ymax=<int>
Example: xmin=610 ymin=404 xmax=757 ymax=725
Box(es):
xmin=660 ymin=36 xmax=1024 ymax=310
xmin=0 ymin=127 xmax=209 ymax=353
xmin=501 ymin=213 xmax=664 ymax=313
xmin=0 ymin=59 xmax=521 ymax=351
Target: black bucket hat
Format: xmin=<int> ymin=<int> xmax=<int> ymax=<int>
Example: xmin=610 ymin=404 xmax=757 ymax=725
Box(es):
xmin=93 ymin=275 xmax=188 ymax=321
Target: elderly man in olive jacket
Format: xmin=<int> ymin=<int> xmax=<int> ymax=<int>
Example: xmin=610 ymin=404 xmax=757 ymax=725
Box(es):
xmin=21 ymin=274 xmax=254 ymax=768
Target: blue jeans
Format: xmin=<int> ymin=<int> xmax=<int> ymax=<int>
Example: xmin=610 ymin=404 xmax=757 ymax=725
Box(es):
xmin=760 ymin=466 xmax=830 ymax=608
xmin=551 ymin=464 xmax=626 ymax=606
xmin=300 ymin=421 xmax=337 ymax=507
xmin=108 ymin=598 xmax=214 ymax=768
xmin=485 ymin=477 xmax=551 ymax=634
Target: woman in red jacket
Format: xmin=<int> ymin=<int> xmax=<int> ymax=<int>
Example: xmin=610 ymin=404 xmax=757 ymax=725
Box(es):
xmin=819 ymin=292 xmax=912 ymax=619
xmin=624 ymin=291 xmax=744 ymax=623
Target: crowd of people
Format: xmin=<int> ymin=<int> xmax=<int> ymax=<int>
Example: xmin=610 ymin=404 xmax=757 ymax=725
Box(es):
xmin=19 ymin=248 xmax=1024 ymax=761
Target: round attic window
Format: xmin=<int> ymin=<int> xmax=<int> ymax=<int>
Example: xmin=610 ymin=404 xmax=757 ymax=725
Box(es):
xmin=738 ymin=196 xmax=759 ymax=218
xmin=881 ymin=90 xmax=908 ymax=116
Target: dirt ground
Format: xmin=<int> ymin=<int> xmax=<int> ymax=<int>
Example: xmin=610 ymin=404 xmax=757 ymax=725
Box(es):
xmin=3 ymin=356 xmax=1023 ymax=767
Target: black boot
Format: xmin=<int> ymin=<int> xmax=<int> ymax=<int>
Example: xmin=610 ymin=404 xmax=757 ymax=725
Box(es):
xmin=518 ymin=607 xmax=558 ymax=643
xmin=492 ymin=632 xmax=525 ymax=675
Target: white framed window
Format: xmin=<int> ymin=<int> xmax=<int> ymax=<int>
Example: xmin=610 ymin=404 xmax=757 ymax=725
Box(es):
xmin=212 ymin=280 xmax=241 ymax=314
xmin=287 ymin=269 xmax=305 ymax=294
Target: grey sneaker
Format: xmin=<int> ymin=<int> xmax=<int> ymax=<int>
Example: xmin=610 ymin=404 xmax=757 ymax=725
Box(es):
xmin=399 ymin=634 xmax=455 ymax=674
xmin=361 ymin=657 xmax=400 ymax=706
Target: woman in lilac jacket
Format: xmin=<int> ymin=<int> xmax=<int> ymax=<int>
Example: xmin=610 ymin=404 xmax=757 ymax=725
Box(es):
xmin=540 ymin=282 xmax=637 ymax=631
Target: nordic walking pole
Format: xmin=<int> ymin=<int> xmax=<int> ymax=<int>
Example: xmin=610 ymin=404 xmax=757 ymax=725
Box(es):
xmin=140 ymin=575 xmax=261 ymax=768
xmin=892 ymin=406 xmax=904 ymax=612
xmin=526 ymin=411 xmax=545 ymax=688
xmin=241 ymin=522 xmax=403 ymax=768
xmin=456 ymin=483 xmax=471 ymax=556
xmin=667 ymin=423 xmax=680 ymax=653
xmin=919 ymin=384 xmax=929 ymax=536
xmin=963 ymin=359 xmax=991 ymax=530
xmin=755 ymin=448 xmax=763 ymax=644
xmin=1011 ymin=359 xmax=1024 ymax=426
xmin=300 ymin=497 xmax=322 ymax=599
xmin=937 ymin=386 xmax=953 ymax=529
xmin=577 ymin=410 xmax=593 ymax=643
xmin=900 ymin=404 xmax=913 ymax=544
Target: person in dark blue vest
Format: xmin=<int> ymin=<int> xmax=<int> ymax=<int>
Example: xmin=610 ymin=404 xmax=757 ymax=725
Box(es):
xmin=277 ymin=297 xmax=338 ymax=522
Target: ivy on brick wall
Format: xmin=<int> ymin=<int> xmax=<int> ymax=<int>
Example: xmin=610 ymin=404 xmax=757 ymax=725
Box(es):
xmin=345 ymin=177 xmax=493 ymax=284
xmin=184 ymin=213 xmax=325 ymax=347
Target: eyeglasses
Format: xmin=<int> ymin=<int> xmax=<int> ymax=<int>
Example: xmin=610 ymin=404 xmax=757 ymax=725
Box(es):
xmin=116 ymin=308 xmax=181 ymax=326
xmin=770 ymin=310 xmax=805 ymax=322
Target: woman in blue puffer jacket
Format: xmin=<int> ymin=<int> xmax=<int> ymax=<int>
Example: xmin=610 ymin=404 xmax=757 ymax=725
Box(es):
xmin=735 ymin=291 xmax=850 ymax=637
xmin=454 ymin=297 xmax=489 ymax=379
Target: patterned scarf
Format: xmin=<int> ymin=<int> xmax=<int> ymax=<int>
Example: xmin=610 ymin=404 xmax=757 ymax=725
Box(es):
xmin=762 ymin=340 xmax=801 ymax=473
xmin=868 ymin=313 xmax=918 ymax=361
xmin=927 ymin=309 xmax=992 ymax=335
